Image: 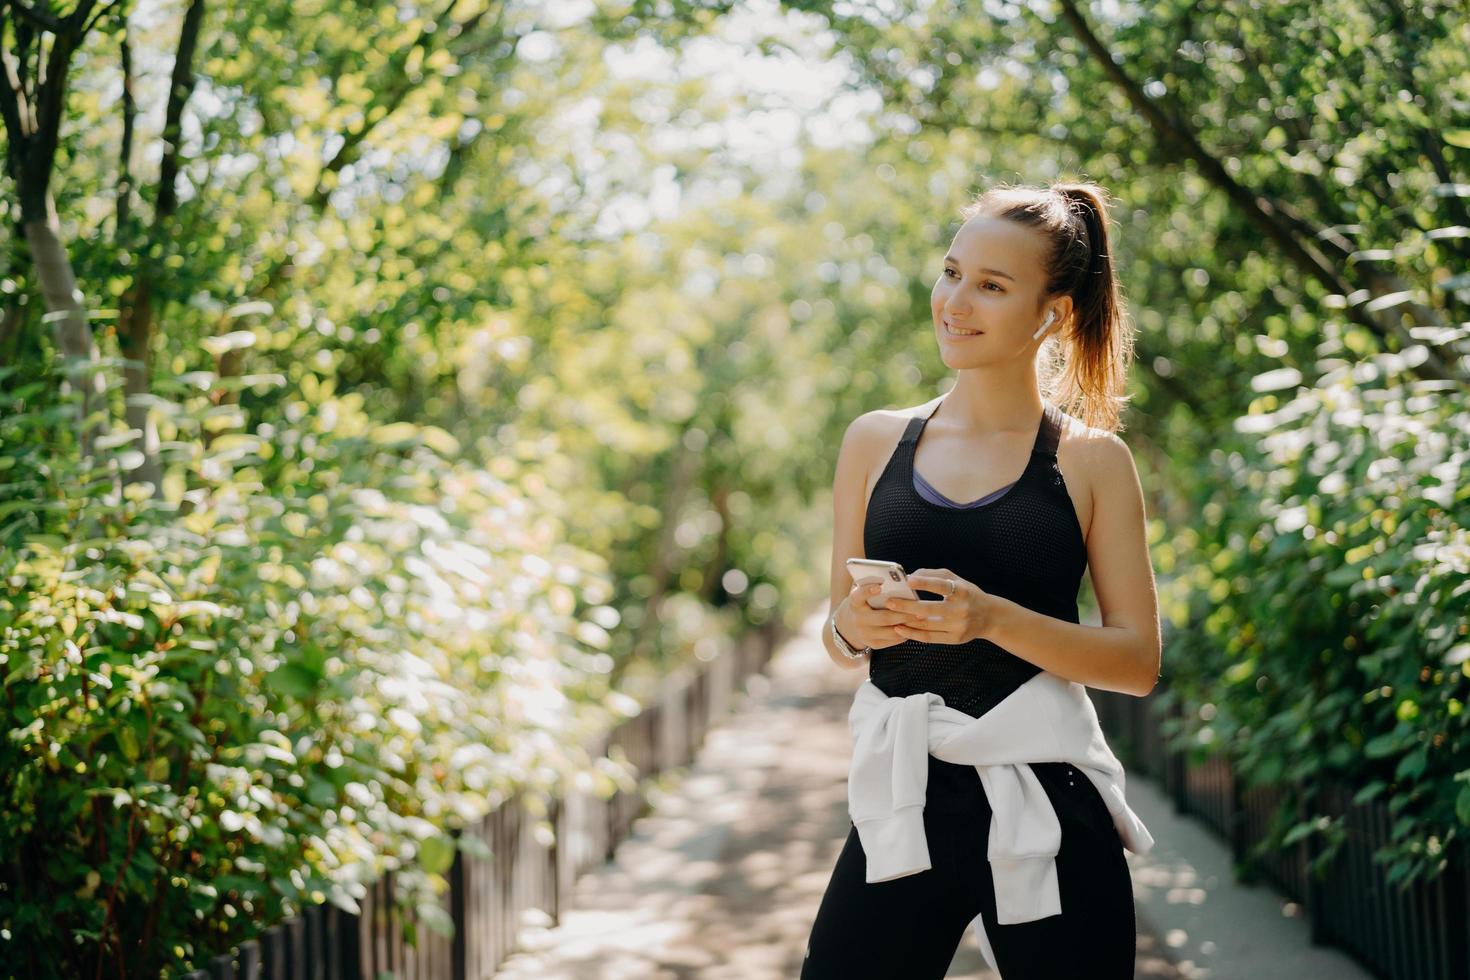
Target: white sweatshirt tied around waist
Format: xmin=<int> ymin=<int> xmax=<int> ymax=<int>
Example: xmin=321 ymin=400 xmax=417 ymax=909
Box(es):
xmin=847 ymin=670 xmax=1154 ymax=925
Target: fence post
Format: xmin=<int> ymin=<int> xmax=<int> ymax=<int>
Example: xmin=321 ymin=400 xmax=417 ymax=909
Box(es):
xmin=304 ymin=904 xmax=323 ymax=980
xmin=1225 ymin=758 xmax=1247 ymax=865
xmin=1144 ymin=690 xmax=1167 ymax=782
xmin=712 ymin=642 xmax=734 ymax=721
xmin=1452 ymin=840 xmax=1470 ymax=979
xmin=1299 ymin=780 xmax=1328 ymax=945
xmin=606 ymin=726 xmax=622 ymax=862
xmin=1166 ymin=698 xmax=1187 ymax=815
xmin=260 ymin=924 xmax=285 ymax=980
xmin=659 ymin=669 xmax=688 ymax=774
xmin=450 ymin=831 xmax=467 ymax=980
xmin=337 ymin=902 xmax=361 ymax=980
xmin=237 ymin=940 xmax=261 ymax=980
xmin=546 ymin=794 xmax=563 ymax=931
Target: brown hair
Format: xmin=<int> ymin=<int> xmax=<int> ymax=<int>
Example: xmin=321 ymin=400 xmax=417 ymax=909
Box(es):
xmin=959 ymin=181 xmax=1135 ymax=433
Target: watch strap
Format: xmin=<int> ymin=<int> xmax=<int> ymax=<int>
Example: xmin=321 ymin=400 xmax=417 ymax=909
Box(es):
xmin=830 ymin=610 xmax=871 ymax=659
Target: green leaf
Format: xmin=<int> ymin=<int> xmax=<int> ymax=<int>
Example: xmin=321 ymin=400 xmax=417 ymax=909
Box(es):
xmin=419 ymin=426 xmax=460 ymax=456
xmin=1283 ymin=820 xmax=1318 ymax=846
xmin=457 ymin=834 xmax=493 ymax=861
xmin=266 ymin=662 xmax=320 ymax=699
xmin=1444 ymin=130 xmax=1470 ymax=149
xmin=306 ymin=779 xmax=338 ymax=808
xmin=299 ymin=642 xmax=327 ymax=677
xmin=117 ymin=725 xmax=141 ymax=763
xmin=1394 ymin=747 xmax=1427 ymax=782
xmin=201 ymin=330 xmax=258 ymax=358
xmin=371 ymin=422 xmax=420 ymax=446
xmin=1352 ymin=780 xmax=1387 ymax=805
xmin=1457 ymin=786 xmax=1470 ymax=827
xmin=417 ymin=834 xmax=456 ymax=875
xmin=1364 ymin=731 xmax=1405 ymax=759
xmin=416 ymin=901 xmax=455 ymax=939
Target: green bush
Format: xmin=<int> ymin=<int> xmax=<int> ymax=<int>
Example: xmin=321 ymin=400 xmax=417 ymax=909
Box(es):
xmin=1157 ymin=347 xmax=1469 ymax=888
xmin=0 ymin=366 xmax=642 ymax=977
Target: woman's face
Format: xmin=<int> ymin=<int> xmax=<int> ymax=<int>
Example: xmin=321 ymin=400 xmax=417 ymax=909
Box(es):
xmin=930 ymin=215 xmax=1057 ymax=366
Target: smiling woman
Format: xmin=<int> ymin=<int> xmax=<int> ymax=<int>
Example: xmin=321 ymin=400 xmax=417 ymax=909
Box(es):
xmin=807 ymin=180 xmax=1159 ymax=980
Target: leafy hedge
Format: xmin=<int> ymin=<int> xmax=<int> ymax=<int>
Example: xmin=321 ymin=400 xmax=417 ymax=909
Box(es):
xmin=1156 ymin=346 xmax=1469 ymax=888
xmin=0 ymin=366 xmax=646 ymax=977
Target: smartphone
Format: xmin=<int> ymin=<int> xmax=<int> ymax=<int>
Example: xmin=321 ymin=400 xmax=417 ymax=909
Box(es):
xmin=846 ymin=558 xmax=921 ymax=609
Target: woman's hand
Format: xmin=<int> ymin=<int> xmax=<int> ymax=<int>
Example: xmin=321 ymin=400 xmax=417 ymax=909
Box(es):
xmin=836 ymin=582 xmax=916 ymax=652
xmin=885 ymin=567 xmax=997 ymax=645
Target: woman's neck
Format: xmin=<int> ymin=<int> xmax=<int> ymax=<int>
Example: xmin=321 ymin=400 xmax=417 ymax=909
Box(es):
xmin=937 ymin=374 xmax=1044 ymax=436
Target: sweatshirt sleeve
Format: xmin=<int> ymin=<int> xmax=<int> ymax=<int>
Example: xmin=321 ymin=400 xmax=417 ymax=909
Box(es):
xmin=847 ymin=687 xmax=940 ymax=882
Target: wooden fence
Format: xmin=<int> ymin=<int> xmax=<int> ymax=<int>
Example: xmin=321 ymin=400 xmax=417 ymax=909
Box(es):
xmin=1092 ymin=688 xmax=1470 ymax=980
xmin=181 ymin=621 xmax=784 ymax=980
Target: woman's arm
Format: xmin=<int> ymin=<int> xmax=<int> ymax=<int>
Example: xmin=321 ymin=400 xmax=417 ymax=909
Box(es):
xmin=824 ymin=413 xmax=877 ymax=671
xmin=979 ymin=432 xmax=1162 ymax=696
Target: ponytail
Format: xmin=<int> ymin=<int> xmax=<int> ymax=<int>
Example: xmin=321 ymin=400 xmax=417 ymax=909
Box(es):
xmin=959 ymin=181 xmax=1135 ymax=433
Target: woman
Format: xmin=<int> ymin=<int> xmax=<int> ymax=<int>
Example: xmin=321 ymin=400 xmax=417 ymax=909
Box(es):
xmin=801 ymin=181 xmax=1162 ymax=979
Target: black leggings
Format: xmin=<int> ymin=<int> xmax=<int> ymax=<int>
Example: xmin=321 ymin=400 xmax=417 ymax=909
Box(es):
xmin=800 ymin=779 xmax=1136 ymax=979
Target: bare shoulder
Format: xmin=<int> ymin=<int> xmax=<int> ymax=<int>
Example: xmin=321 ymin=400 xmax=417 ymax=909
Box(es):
xmin=1056 ymin=410 xmax=1132 ymax=474
xmin=843 ymin=398 xmax=940 ymax=507
xmin=845 ymin=398 xmax=938 ymax=451
xmin=873 ymin=396 xmax=942 ymax=424
xmin=1091 ymin=428 xmax=1140 ymax=482
xmin=1054 ymin=410 xmax=1136 ymax=542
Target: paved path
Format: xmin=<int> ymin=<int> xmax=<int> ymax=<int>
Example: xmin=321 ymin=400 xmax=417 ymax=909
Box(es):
xmin=1125 ymin=765 xmax=1374 ymax=979
xmin=496 ymin=606 xmax=1183 ymax=978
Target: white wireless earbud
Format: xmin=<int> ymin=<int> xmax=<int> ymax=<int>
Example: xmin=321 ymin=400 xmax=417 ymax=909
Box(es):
xmin=1032 ymin=310 xmax=1056 ymax=340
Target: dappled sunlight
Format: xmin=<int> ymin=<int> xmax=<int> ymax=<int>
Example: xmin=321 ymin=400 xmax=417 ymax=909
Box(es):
xmin=496 ymin=613 xmax=880 ymax=979
xmin=1132 ymin=860 xmax=1214 ymax=906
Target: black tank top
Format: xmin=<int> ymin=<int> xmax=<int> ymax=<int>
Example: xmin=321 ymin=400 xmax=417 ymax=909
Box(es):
xmin=862 ymin=396 xmax=1106 ymax=826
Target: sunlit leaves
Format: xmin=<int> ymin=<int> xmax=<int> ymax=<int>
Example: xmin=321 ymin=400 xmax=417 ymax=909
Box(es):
xmin=0 ymin=360 xmax=631 ymax=975
xmin=1163 ymin=353 xmax=1469 ymax=887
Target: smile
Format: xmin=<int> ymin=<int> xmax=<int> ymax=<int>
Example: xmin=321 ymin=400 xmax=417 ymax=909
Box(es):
xmin=944 ymin=321 xmax=982 ymax=337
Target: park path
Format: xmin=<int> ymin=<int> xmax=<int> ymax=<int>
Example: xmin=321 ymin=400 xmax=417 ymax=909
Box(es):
xmin=493 ymin=605 xmax=1184 ymax=979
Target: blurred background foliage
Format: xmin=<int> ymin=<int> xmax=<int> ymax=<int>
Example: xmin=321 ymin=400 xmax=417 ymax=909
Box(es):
xmin=0 ymin=0 xmax=1465 ymax=974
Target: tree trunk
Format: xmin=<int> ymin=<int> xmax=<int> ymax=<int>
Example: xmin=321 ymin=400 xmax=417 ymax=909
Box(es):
xmin=114 ymin=0 xmax=205 ymax=492
xmin=2 ymin=0 xmax=109 ymax=454
xmin=116 ymin=275 xmax=162 ymax=491
xmin=0 ymin=302 xmax=22 ymax=361
xmin=24 ymin=198 xmax=104 ymax=458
